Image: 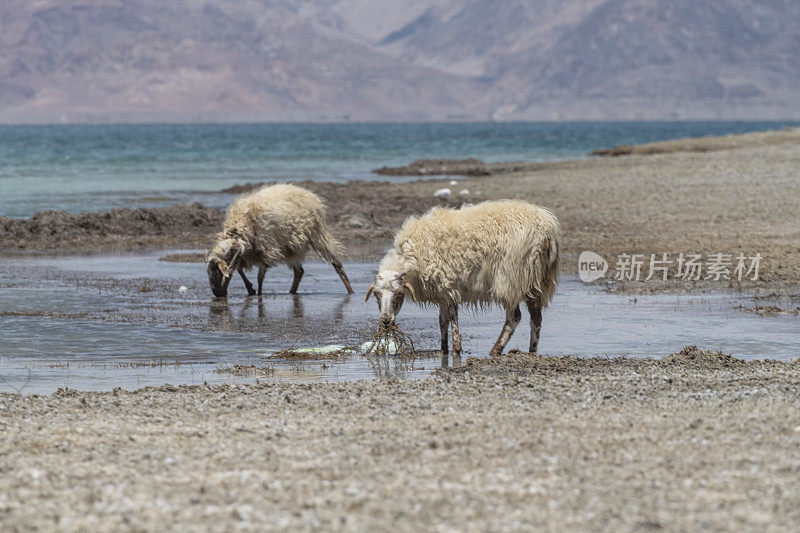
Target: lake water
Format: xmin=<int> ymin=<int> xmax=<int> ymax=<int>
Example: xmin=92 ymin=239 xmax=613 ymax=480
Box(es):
xmin=1 ymin=121 xmax=798 ymax=217
xmin=1 ymin=254 xmax=797 ymax=394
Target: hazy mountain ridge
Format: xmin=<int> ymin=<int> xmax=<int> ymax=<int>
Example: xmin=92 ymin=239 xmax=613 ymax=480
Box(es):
xmin=1 ymin=0 xmax=798 ymax=122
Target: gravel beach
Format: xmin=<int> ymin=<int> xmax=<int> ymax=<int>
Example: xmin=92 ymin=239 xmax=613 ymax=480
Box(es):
xmin=2 ymin=348 xmax=800 ymax=531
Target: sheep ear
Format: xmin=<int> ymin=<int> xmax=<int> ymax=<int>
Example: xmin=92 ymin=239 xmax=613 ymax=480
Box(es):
xmin=403 ymin=281 xmax=417 ymax=302
xmin=364 ymin=282 xmax=375 ymax=303
xmin=218 ymin=259 xmax=230 ymax=278
xmin=205 ymin=251 xmax=214 ymax=264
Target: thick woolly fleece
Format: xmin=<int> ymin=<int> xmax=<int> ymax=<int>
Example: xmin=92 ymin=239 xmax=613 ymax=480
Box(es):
xmin=212 ymin=183 xmax=344 ymax=269
xmin=379 ymin=200 xmax=560 ymax=308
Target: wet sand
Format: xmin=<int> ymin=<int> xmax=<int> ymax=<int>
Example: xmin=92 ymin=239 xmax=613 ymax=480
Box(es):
xmin=2 ymin=347 xmax=800 ymax=531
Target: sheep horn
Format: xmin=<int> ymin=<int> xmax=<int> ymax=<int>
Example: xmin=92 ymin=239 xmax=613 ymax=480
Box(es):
xmin=364 ymin=282 xmax=375 ymax=302
xmin=224 ymin=242 xmax=245 ymax=277
xmin=218 ymin=259 xmax=231 ymax=278
xmin=403 ymin=281 xmax=417 ymax=302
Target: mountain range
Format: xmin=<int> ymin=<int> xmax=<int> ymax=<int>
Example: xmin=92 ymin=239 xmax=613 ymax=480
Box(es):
xmin=1 ymin=0 xmax=798 ymax=123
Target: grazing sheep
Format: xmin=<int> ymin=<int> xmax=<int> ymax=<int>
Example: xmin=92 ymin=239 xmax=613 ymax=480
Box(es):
xmin=365 ymin=200 xmax=559 ymax=355
xmin=206 ymin=184 xmax=354 ymax=298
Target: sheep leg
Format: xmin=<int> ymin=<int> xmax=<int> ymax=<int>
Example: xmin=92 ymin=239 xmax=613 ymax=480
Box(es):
xmin=489 ymin=304 xmax=522 ymax=357
xmin=448 ymin=306 xmax=462 ymax=355
xmin=289 ymin=265 xmax=304 ymax=294
xmin=526 ymin=298 xmax=543 ymax=353
xmin=238 ymin=267 xmax=256 ymax=296
xmin=257 ymin=265 xmax=268 ymax=296
xmin=438 ymin=305 xmax=450 ymax=354
xmin=332 ymin=261 xmax=354 ymax=294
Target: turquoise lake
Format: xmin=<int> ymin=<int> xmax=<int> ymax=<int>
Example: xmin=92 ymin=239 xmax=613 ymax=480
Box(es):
xmin=1 ymin=121 xmax=797 ymax=218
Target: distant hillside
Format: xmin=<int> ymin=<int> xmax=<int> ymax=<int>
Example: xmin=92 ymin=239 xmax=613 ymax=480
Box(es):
xmin=1 ymin=0 xmax=799 ymax=123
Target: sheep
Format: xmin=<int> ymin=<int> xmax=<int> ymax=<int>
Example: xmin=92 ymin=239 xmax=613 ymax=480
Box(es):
xmin=365 ymin=200 xmax=559 ymax=356
xmin=206 ymin=183 xmax=354 ymax=298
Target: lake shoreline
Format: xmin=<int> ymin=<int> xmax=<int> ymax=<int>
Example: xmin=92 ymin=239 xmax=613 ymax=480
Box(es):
xmin=3 ymin=130 xmax=798 ymax=529
xmin=3 ymin=128 xmax=800 ymax=294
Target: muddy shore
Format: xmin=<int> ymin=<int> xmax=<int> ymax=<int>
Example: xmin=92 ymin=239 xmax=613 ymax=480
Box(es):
xmin=0 ymin=181 xmax=473 ymax=260
xmin=2 ymin=347 xmax=800 ymax=531
xmin=370 ymin=157 xmax=556 ymax=176
xmin=3 ymin=130 xmax=799 ymax=291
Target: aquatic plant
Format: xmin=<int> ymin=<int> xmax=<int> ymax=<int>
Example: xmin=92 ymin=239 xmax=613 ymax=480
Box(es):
xmin=359 ymin=325 xmax=416 ymax=358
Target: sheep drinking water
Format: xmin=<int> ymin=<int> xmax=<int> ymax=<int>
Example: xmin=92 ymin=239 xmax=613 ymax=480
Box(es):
xmin=365 ymin=200 xmax=559 ymax=355
xmin=206 ymin=183 xmax=354 ymax=297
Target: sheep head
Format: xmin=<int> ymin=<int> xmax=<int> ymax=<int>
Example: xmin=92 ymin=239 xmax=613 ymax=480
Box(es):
xmin=205 ymin=237 xmax=246 ymax=298
xmin=365 ymin=270 xmax=417 ymax=328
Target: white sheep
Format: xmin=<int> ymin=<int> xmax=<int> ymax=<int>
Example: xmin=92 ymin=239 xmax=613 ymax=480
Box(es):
xmin=365 ymin=200 xmax=559 ymax=355
xmin=206 ymin=183 xmax=354 ymax=298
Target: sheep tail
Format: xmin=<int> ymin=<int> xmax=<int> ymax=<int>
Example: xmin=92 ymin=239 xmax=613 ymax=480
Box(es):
xmin=310 ymin=224 xmax=345 ymax=265
xmin=538 ymin=235 xmax=560 ymax=305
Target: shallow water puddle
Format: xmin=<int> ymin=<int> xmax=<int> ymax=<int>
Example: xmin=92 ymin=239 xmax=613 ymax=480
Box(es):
xmin=0 ymin=253 xmax=797 ymax=393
